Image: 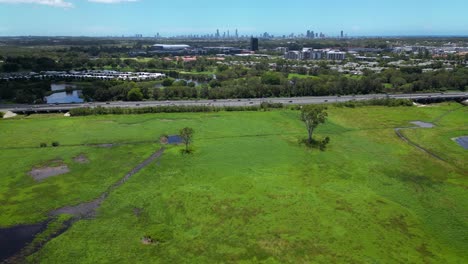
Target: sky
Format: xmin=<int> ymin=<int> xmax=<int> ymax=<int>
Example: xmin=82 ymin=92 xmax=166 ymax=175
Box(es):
xmin=0 ymin=0 xmax=467 ymax=37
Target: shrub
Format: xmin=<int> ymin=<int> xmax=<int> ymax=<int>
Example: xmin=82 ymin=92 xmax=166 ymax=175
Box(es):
xmin=180 ymin=148 xmax=194 ymax=155
xmin=0 ymin=112 xmax=3 ymax=118
xmin=40 ymin=143 xmax=47 ymax=148
xmin=260 ymin=102 xmax=284 ymax=110
xmin=51 ymin=141 xmax=60 ymax=147
xmin=334 ymin=98 xmax=413 ymax=108
xmin=162 ymin=78 xmax=174 ymax=87
xmin=301 ymin=136 xmax=331 ymax=151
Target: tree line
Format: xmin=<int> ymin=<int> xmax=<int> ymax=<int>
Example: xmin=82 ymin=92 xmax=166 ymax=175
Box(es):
xmin=1 ymin=66 xmax=466 ymax=104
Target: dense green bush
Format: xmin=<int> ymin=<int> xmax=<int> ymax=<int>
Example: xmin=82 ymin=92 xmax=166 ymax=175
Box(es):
xmin=334 ymin=98 xmax=413 ymax=108
xmin=40 ymin=143 xmax=47 ymax=148
xmin=260 ymin=102 xmax=284 ymax=110
xmin=51 ymin=141 xmax=60 ymax=147
xmin=70 ymin=105 xmax=264 ymax=116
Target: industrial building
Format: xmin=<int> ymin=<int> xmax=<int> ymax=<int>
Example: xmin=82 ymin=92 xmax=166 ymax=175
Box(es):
xmin=152 ymin=44 xmax=191 ymax=50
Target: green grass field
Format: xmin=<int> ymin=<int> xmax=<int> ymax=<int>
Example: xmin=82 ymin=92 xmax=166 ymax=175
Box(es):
xmin=1 ymin=103 xmax=467 ymax=263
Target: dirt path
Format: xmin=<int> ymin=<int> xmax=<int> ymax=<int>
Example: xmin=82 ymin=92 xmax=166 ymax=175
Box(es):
xmin=394 ymin=104 xmax=466 ymax=162
xmin=3 ymin=148 xmax=165 ymax=263
xmin=394 ymin=127 xmax=446 ymax=162
xmin=50 ymin=147 xmax=165 ymax=218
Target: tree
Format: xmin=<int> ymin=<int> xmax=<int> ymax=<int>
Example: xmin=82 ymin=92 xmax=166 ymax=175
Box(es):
xmin=162 ymin=78 xmax=174 ymax=87
xmin=127 ymin=88 xmax=143 ymax=101
xmin=179 ymin=127 xmax=194 ymax=154
xmin=261 ymin=72 xmax=282 ymax=85
xmin=301 ymin=105 xmax=328 ymax=144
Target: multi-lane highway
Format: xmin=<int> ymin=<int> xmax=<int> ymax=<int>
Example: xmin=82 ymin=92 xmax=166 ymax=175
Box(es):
xmin=1 ymin=92 xmax=467 ymax=114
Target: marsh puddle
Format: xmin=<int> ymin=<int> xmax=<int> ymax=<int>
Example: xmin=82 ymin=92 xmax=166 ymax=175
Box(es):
xmin=0 ymin=222 xmax=48 ymax=262
xmin=454 ymin=136 xmax=468 ymax=150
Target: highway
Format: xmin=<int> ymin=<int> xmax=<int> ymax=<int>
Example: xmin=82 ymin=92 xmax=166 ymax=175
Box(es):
xmin=1 ymin=92 xmax=467 ymax=114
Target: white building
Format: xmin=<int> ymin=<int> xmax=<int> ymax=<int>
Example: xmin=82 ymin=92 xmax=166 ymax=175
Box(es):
xmin=284 ymin=51 xmax=303 ymax=60
xmin=326 ymin=51 xmax=346 ymax=60
xmin=284 ymin=49 xmax=344 ymax=61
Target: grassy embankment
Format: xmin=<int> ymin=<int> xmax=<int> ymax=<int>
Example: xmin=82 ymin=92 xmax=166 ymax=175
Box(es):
xmin=0 ymin=103 xmax=466 ymax=263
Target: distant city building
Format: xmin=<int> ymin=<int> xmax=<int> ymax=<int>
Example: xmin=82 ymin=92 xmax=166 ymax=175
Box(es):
xmin=275 ymin=47 xmax=289 ymax=53
xmin=341 ymin=30 xmax=344 ymax=38
xmin=284 ymin=51 xmax=302 ymax=60
xmin=284 ymin=49 xmax=346 ymax=61
xmin=327 ymin=51 xmax=346 ymax=60
xmin=250 ymin=37 xmax=259 ymax=51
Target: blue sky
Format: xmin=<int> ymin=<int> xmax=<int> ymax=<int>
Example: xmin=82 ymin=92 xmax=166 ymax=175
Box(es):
xmin=0 ymin=0 xmax=467 ymax=36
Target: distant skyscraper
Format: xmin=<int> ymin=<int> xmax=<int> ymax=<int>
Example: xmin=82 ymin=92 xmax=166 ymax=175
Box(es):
xmin=307 ymin=30 xmax=311 ymax=38
xmin=235 ymin=29 xmax=238 ymax=38
xmin=250 ymin=37 xmax=259 ymax=51
xmin=341 ymin=30 xmax=344 ymax=38
xmin=216 ymin=29 xmax=220 ymax=38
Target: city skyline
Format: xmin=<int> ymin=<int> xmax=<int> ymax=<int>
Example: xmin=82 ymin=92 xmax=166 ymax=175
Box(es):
xmin=0 ymin=0 xmax=468 ymax=36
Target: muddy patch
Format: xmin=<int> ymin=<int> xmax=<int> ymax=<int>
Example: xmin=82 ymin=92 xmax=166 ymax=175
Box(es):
xmin=50 ymin=199 xmax=103 ymax=219
xmin=73 ymin=154 xmax=89 ymax=164
xmin=453 ymin=136 xmax=468 ymax=150
xmin=0 ymin=222 xmax=48 ymax=262
xmin=160 ymin=136 xmax=169 ymax=145
xmin=29 ymin=161 xmax=70 ymax=181
xmin=410 ymin=121 xmax=435 ymax=128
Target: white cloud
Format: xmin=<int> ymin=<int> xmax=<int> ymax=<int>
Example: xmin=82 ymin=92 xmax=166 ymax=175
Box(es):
xmin=0 ymin=0 xmax=139 ymax=8
xmin=0 ymin=0 xmax=73 ymax=8
xmin=87 ymin=0 xmax=138 ymax=3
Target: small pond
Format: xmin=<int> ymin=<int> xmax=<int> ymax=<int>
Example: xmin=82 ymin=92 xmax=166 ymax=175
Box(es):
xmin=46 ymin=84 xmax=83 ymax=104
xmin=46 ymin=90 xmax=84 ymax=104
xmin=410 ymin=121 xmax=435 ymax=128
xmin=454 ymin=136 xmax=468 ymax=150
xmin=168 ymin=135 xmax=183 ymax=144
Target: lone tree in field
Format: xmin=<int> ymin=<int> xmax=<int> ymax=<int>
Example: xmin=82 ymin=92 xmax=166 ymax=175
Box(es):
xmin=179 ymin=127 xmax=194 ymax=154
xmin=301 ymin=105 xmax=328 ymax=144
